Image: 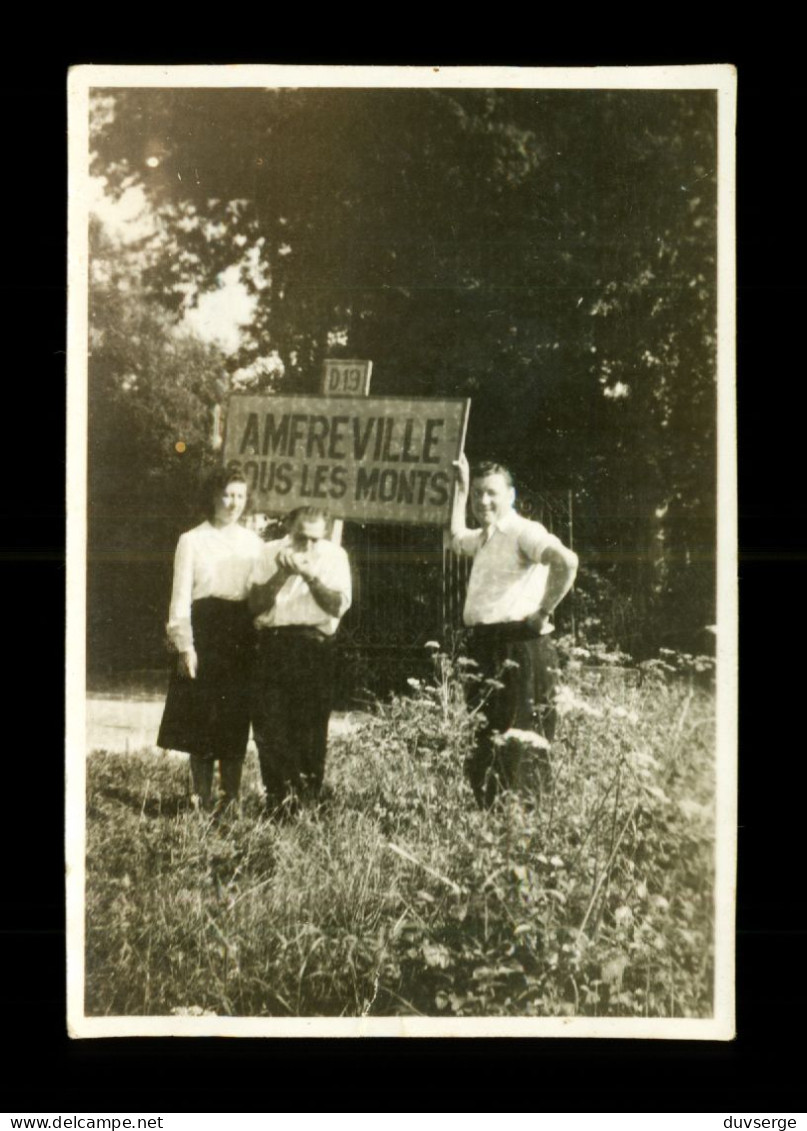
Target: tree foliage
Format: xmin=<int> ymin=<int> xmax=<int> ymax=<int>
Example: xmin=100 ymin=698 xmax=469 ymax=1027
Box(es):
xmin=90 ymin=87 xmax=718 ymax=658
xmin=88 ymin=217 xmax=227 ymax=666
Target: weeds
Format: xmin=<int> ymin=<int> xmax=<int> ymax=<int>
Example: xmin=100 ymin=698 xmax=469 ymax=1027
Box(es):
xmin=85 ymin=644 xmax=716 ymax=1018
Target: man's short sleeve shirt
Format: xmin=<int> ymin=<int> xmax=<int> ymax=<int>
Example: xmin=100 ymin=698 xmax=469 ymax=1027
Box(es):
xmin=251 ymin=536 xmax=352 ymax=636
xmin=453 ymin=511 xmax=556 ymax=629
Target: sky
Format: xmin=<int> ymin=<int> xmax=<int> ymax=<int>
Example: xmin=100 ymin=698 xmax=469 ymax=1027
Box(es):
xmin=89 ymin=176 xmax=256 ymax=355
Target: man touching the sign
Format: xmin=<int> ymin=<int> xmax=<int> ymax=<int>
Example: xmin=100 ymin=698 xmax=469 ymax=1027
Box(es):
xmin=450 ymin=454 xmax=578 ymax=808
xmin=249 ymin=506 xmax=352 ymax=814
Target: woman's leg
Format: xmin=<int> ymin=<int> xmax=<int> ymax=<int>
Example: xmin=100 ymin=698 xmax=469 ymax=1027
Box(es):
xmin=189 ymin=754 xmax=215 ymax=810
xmin=218 ymin=758 xmax=244 ymax=808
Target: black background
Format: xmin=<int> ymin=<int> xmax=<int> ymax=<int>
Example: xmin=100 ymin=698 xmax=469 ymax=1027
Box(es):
xmin=2 ymin=32 xmax=801 ymax=1110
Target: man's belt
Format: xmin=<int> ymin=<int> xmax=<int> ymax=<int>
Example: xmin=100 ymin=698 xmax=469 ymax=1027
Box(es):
xmin=256 ymin=625 xmax=334 ymax=643
xmin=466 ymin=619 xmax=544 ymax=643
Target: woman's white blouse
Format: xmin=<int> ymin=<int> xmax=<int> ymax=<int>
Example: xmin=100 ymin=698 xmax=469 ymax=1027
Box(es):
xmin=167 ymin=521 xmax=264 ymax=651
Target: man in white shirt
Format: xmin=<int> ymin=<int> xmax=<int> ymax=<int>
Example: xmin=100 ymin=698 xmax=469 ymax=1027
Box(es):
xmin=249 ymin=505 xmax=352 ymax=813
xmin=451 ymin=454 xmax=578 ymax=807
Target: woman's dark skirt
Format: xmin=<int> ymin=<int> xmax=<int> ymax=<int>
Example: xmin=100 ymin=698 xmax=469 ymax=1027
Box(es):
xmin=157 ymin=597 xmax=254 ymax=761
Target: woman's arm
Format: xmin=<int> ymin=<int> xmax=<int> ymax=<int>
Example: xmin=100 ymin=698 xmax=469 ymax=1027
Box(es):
xmin=167 ymin=534 xmax=198 ymax=678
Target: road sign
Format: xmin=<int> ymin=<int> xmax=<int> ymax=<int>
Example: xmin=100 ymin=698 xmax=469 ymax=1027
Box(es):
xmin=321 ymin=359 xmax=373 ymax=397
xmin=224 ymin=394 xmax=469 ymax=525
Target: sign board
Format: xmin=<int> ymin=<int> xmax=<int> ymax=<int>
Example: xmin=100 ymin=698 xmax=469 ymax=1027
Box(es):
xmin=321 ymin=358 xmax=373 ymax=397
xmin=224 ymin=394 xmax=470 ymax=525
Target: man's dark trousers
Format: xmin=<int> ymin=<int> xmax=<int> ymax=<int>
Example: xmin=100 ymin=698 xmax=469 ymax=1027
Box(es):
xmin=252 ymin=626 xmax=337 ymax=806
xmin=465 ymin=622 xmax=559 ymax=807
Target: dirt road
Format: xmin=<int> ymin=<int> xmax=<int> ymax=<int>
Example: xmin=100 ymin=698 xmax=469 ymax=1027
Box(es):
xmin=86 ymin=695 xmax=365 ymax=755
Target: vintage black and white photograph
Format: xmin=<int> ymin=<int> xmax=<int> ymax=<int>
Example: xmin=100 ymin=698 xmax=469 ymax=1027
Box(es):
xmin=67 ymin=64 xmax=736 ymax=1038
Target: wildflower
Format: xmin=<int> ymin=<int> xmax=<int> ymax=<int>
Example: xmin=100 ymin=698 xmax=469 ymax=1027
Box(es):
xmin=406 ymin=677 xmax=423 ymax=691
xmin=456 ymin=656 xmax=480 ymax=668
xmin=422 ymin=942 xmax=452 ymax=969
xmin=554 ymin=685 xmax=575 ymax=713
xmin=629 ymin=749 xmax=661 ymax=772
xmin=555 ymin=685 xmax=604 ymax=720
xmin=642 ymin=783 xmax=670 ymax=804
xmin=506 ymin=723 xmax=549 ymax=750
xmin=601 ymin=956 xmax=628 ymax=984
xmin=678 ymin=797 xmax=712 ymax=821
xmin=500 ymin=658 xmax=521 ymax=670
xmin=424 ymin=641 xmax=441 ymax=651
xmin=610 ymin=706 xmax=639 ymax=725
xmin=494 ymin=728 xmax=551 ymax=751
xmin=640 ymin=658 xmax=676 ymax=677
xmin=614 ymin=905 xmax=633 ymax=928
xmin=549 ymin=855 xmax=565 ymax=869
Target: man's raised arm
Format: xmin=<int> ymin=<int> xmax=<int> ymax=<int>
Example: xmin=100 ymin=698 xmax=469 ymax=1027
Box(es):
xmin=249 ymin=563 xmax=291 ymax=616
xmin=450 ymin=452 xmax=471 ymax=542
xmin=284 ymin=546 xmax=351 ymax=621
xmin=304 ymin=574 xmax=349 ymax=620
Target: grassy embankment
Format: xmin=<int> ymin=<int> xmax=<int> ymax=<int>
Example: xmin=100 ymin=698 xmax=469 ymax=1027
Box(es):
xmin=85 ymin=644 xmax=716 ymax=1018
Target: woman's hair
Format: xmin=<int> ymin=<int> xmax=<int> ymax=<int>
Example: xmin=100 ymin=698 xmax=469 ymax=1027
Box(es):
xmin=202 ymin=466 xmax=249 ymax=520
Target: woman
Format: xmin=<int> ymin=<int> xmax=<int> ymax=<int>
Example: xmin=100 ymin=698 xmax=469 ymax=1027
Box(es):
xmin=157 ymin=468 xmax=263 ymax=811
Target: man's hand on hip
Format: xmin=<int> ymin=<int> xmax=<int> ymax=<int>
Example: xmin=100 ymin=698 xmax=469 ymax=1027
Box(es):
xmin=525 ymin=608 xmax=551 ymax=635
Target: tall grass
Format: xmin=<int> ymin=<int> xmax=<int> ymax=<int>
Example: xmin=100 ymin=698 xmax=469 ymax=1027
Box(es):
xmin=85 ymin=644 xmax=716 ymax=1018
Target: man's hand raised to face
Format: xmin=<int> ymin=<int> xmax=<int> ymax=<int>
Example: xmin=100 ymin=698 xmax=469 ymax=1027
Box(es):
xmin=277 ymin=547 xmax=317 ymax=582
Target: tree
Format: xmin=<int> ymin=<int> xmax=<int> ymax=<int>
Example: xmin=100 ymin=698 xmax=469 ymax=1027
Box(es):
xmin=88 ymin=217 xmax=228 ymax=669
xmin=90 ymin=86 xmax=718 ymax=656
